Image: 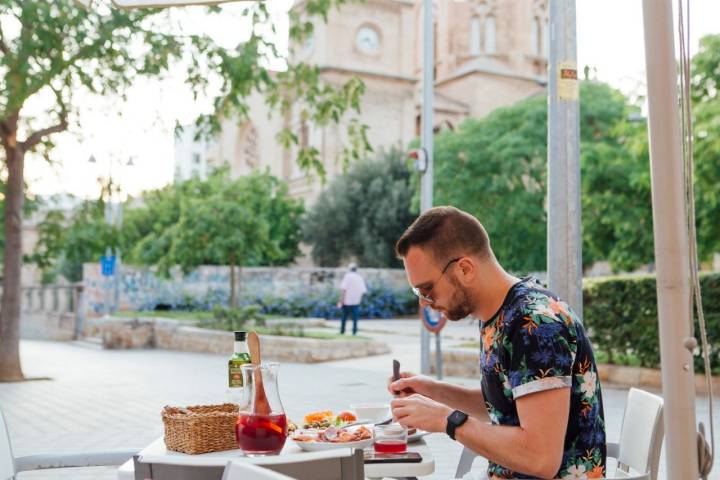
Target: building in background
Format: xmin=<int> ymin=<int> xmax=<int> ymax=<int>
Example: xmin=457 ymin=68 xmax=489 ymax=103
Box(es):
xmin=173 ymin=124 xmax=211 ymax=182
xmin=194 ymin=0 xmax=549 ymax=203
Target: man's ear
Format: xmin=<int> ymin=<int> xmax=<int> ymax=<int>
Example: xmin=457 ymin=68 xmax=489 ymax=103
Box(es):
xmin=457 ymin=257 xmax=475 ymax=280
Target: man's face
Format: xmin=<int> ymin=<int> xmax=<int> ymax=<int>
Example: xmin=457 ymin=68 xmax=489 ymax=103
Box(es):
xmin=403 ymin=246 xmax=475 ymax=321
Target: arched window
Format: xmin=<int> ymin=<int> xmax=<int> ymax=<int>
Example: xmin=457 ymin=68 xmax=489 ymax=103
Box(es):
xmin=484 ymin=16 xmax=496 ymax=54
xmin=235 ymin=123 xmax=259 ymax=169
xmin=470 ymin=17 xmax=481 ymax=56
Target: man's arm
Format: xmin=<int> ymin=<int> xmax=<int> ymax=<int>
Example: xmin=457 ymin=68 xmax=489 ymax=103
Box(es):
xmin=431 ymin=383 xmax=490 ymax=421
xmin=392 ymin=387 xmax=570 ymax=479
xmin=389 ymin=375 xmax=489 ymax=421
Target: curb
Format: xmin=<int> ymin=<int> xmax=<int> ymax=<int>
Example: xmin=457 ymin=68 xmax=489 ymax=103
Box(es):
xmin=432 ymin=348 xmax=720 ymax=394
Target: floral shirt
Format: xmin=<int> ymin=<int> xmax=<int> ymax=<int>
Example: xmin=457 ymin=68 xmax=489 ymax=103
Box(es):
xmin=479 ymin=277 xmax=606 ymax=479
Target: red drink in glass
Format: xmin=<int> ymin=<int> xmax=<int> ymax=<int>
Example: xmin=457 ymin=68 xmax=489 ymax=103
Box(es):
xmin=374 ymin=440 xmax=407 ymax=453
xmin=236 ymin=412 xmax=288 ymax=456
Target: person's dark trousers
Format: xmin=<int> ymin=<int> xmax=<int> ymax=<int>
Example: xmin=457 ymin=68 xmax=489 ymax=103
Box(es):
xmin=340 ymin=305 xmax=361 ymax=335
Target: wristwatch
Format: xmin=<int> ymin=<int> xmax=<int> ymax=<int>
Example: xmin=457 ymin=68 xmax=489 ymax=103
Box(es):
xmin=446 ymin=410 xmax=469 ymax=440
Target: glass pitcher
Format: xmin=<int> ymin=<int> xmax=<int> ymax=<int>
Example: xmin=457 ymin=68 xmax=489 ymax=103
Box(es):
xmin=236 ymin=362 xmax=288 ymax=456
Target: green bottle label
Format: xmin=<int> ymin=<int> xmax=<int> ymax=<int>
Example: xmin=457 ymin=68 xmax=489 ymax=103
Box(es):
xmin=228 ymin=354 xmax=250 ymax=388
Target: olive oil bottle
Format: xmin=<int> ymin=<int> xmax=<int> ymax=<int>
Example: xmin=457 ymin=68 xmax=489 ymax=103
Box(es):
xmin=228 ymin=331 xmax=251 ymax=388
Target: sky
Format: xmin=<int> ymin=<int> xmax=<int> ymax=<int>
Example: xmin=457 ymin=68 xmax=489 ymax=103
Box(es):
xmin=22 ymin=0 xmax=720 ymax=201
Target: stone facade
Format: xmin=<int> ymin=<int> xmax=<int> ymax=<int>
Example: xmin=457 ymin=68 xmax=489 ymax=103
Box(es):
xmin=202 ymin=0 xmax=548 ymax=204
xmin=82 ymin=263 xmax=408 ymax=315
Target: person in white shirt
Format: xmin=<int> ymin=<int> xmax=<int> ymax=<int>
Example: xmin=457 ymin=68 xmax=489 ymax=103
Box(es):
xmin=337 ymin=263 xmax=367 ymax=335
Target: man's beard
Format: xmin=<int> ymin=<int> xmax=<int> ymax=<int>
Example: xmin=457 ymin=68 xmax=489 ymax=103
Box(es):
xmin=444 ymin=275 xmax=475 ymax=321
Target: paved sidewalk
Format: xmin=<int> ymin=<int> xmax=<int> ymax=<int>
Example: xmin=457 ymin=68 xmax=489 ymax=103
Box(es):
xmin=2 ymin=332 xmax=718 ymax=479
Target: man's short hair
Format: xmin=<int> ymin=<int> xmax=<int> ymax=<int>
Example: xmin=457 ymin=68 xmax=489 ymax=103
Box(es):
xmin=395 ymin=206 xmax=493 ymax=264
xmin=348 ymin=262 xmax=358 ymax=271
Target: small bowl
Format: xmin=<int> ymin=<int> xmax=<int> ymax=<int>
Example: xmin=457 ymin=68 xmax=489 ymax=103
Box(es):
xmin=350 ymin=403 xmax=390 ymax=423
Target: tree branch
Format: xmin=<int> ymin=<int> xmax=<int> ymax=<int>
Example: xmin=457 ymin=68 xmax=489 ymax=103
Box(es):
xmin=0 ymin=22 xmax=9 ymax=57
xmin=20 ymin=87 xmax=68 ymax=150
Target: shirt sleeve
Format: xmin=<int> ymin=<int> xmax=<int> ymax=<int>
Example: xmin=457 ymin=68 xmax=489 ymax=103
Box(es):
xmin=340 ymin=274 xmax=349 ymax=290
xmin=506 ymin=310 xmax=576 ymax=399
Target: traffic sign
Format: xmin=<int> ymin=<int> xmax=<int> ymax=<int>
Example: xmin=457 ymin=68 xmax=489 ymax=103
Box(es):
xmin=100 ymin=255 xmax=116 ymax=277
xmin=420 ymin=306 xmax=447 ymax=333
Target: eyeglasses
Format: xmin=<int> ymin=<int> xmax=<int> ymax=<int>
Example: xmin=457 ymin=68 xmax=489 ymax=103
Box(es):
xmin=411 ymin=257 xmax=461 ymax=304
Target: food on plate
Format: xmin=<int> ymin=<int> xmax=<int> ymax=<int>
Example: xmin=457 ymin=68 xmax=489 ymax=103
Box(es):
xmin=336 ymin=411 xmax=357 ymax=422
xmin=287 ymin=420 xmax=299 ymax=433
xmin=303 ymin=410 xmax=335 ymax=428
xmin=301 ymin=410 xmax=359 ymax=428
xmin=290 ymin=425 xmax=372 ymax=444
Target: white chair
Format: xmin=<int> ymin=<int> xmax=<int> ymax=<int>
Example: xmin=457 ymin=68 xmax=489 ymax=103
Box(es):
xmin=454 ymin=387 xmax=664 ymax=480
xmin=222 ymin=461 xmax=298 ymax=480
xmin=1 ymin=409 xmax=138 ymax=480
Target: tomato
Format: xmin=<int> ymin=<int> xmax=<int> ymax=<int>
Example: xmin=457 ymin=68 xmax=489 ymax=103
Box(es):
xmin=336 ymin=411 xmax=357 ymax=422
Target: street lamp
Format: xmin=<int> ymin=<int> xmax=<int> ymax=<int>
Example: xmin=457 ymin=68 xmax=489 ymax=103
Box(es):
xmin=88 ymin=153 xmax=135 ymax=315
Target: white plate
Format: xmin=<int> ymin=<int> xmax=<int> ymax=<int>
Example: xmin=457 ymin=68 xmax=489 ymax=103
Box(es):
xmin=407 ymin=429 xmax=430 ymax=443
xmin=291 ymin=437 xmax=374 ymax=452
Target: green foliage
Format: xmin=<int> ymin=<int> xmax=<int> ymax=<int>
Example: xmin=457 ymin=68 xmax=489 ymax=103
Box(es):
xmin=583 ymin=274 xmax=720 ymax=374
xmin=431 ymin=81 xmax=646 ymax=272
xmin=431 ymin=91 xmax=547 ymax=273
xmin=692 ymin=35 xmax=720 ymax=261
xmin=28 ymin=182 xmax=119 ymax=282
xmin=302 ymin=147 xmax=416 ymax=267
xmin=123 ymin=169 xmax=303 ymax=270
xmin=0 ymin=0 xmax=369 ymax=172
xmin=200 ymin=304 xmax=266 ymax=331
xmin=430 ymin=74 xmax=719 ymax=273
xmin=578 ymin=84 xmax=655 ymax=271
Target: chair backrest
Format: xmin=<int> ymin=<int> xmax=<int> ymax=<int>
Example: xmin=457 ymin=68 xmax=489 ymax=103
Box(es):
xmin=616 ymin=388 xmax=664 ymax=480
xmin=0 ymin=410 xmax=17 ymax=480
xmin=222 ymin=461 xmax=297 ymax=480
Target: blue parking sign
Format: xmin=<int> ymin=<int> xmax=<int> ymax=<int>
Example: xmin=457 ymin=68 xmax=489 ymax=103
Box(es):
xmin=100 ymin=255 xmax=116 ymax=276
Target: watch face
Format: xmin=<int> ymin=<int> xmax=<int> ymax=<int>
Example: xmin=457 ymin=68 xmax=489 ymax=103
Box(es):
xmin=355 ymin=26 xmax=380 ymax=54
xmin=450 ymin=410 xmax=468 ymax=425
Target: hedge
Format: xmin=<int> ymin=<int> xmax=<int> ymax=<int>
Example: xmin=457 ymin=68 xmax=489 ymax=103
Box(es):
xmin=142 ymin=284 xmax=419 ymax=320
xmin=583 ymin=273 xmax=720 ymax=374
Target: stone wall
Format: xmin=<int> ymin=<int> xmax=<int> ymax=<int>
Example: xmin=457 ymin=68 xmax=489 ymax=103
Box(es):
xmin=91 ymin=316 xmax=390 ymax=363
xmin=16 ymin=284 xmax=82 ymax=341
xmin=82 ymin=263 xmax=408 ymax=315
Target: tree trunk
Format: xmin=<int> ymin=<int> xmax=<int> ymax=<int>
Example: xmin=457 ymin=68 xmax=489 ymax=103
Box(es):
xmin=0 ymin=139 xmax=25 ymax=381
xmin=230 ymin=262 xmax=237 ymax=308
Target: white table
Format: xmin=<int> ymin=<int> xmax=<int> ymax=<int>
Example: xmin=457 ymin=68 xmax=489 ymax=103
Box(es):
xmin=118 ymin=437 xmax=435 ymax=480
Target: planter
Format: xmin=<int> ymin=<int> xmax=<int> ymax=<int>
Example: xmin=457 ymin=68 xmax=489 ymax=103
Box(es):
xmin=89 ymin=316 xmax=390 ymax=363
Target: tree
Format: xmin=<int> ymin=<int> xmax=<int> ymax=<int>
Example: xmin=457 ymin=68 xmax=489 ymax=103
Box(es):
xmin=431 ymin=81 xmax=653 ymax=273
xmin=691 ymin=35 xmax=720 ymax=261
xmin=0 ymin=0 xmax=368 ymax=380
xmin=124 ymin=170 xmax=303 ymax=306
xmin=302 ymin=147 xmax=416 ymax=267
xmin=28 ymin=180 xmax=119 ymax=283
xmin=431 ymin=92 xmax=548 ymax=273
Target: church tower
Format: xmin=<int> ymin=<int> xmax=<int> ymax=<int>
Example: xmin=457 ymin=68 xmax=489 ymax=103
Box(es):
xmin=204 ymin=0 xmax=548 ymax=204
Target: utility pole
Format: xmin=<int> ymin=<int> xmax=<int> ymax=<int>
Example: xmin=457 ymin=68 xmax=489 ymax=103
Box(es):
xmin=641 ymin=1 xmax=699 ymax=477
xmin=419 ymin=0 xmax=434 ymax=375
xmin=547 ymin=0 xmax=583 ymax=318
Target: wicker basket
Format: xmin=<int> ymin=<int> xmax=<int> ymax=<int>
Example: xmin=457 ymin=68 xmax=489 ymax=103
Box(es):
xmin=162 ymin=403 xmax=239 ymax=454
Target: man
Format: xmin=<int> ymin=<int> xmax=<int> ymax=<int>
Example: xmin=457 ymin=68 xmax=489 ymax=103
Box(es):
xmin=388 ymin=206 xmax=605 ymax=479
xmin=337 ymin=262 xmax=367 ymax=335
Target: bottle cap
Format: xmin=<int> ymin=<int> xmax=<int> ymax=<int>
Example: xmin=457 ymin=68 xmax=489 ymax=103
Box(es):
xmin=234 ymin=331 xmax=247 ymax=341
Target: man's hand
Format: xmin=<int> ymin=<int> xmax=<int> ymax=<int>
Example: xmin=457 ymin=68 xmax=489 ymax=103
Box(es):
xmin=336 ymin=301 xmax=343 ymax=308
xmin=390 ymin=394 xmax=452 ymax=433
xmin=387 ymin=372 xmax=438 ymax=398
